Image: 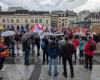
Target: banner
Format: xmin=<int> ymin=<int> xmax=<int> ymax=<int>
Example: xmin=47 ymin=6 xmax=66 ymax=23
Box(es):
xmin=29 ymin=24 xmax=44 ymax=33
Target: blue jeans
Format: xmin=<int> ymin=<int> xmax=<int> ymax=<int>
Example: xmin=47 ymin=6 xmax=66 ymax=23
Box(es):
xmin=24 ymin=49 xmax=30 ymax=64
xmin=48 ymin=57 xmax=58 ymax=75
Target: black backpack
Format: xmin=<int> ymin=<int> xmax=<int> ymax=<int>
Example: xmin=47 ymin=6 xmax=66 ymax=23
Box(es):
xmin=88 ymin=41 xmax=96 ymax=51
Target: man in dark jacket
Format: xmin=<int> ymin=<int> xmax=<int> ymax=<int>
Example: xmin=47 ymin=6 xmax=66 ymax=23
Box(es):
xmin=61 ymin=36 xmax=75 ymax=78
xmin=42 ymin=36 xmax=49 ymax=64
xmin=34 ymin=36 xmax=40 ymax=56
xmin=47 ymin=36 xmax=59 ymax=77
xmin=22 ymin=38 xmax=31 ymax=65
xmin=10 ymin=36 xmax=15 ymax=57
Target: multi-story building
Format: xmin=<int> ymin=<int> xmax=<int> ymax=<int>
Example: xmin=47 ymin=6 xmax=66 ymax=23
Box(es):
xmin=74 ymin=10 xmax=91 ymax=28
xmin=77 ymin=10 xmax=90 ymax=22
xmin=51 ymin=11 xmax=65 ymax=28
xmin=66 ymin=10 xmax=77 ymax=27
xmin=55 ymin=10 xmax=77 ymax=28
xmin=8 ymin=7 xmax=25 ymax=12
xmin=85 ymin=12 xmax=100 ymax=34
xmin=57 ymin=14 xmax=68 ymax=28
xmin=0 ymin=10 xmax=51 ymax=31
xmin=51 ymin=14 xmax=58 ymax=29
xmin=0 ymin=6 xmax=1 ymax=12
xmin=51 ymin=11 xmax=64 ymax=15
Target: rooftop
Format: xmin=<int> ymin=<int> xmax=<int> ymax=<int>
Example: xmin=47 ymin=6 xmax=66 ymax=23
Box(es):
xmin=0 ymin=10 xmax=50 ymax=15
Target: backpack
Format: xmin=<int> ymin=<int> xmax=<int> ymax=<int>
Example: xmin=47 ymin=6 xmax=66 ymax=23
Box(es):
xmin=88 ymin=41 xmax=96 ymax=51
xmin=0 ymin=44 xmax=9 ymax=57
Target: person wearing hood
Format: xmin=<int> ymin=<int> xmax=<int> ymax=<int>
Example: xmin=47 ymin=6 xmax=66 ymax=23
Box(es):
xmin=47 ymin=36 xmax=59 ymax=77
xmin=84 ymin=36 xmax=96 ymax=70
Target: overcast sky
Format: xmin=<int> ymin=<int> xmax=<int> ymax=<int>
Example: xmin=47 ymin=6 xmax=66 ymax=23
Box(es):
xmin=0 ymin=0 xmax=100 ymax=12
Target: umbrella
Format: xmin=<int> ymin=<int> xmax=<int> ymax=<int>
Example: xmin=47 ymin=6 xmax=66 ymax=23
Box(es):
xmin=1 ymin=30 xmax=15 ymax=37
xmin=54 ymin=32 xmax=64 ymax=36
xmin=74 ymin=32 xmax=80 ymax=35
xmin=22 ymin=32 xmax=32 ymax=40
xmin=31 ymin=32 xmax=39 ymax=37
xmin=43 ymin=32 xmax=54 ymax=36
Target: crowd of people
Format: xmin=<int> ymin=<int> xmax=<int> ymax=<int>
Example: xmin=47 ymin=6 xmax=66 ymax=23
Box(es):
xmin=41 ymin=34 xmax=97 ymax=78
xmin=0 ymin=29 xmax=99 ymax=78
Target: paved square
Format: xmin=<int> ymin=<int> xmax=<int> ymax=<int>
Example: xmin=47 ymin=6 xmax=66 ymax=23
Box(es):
xmin=3 ymin=64 xmax=34 ymax=80
xmin=39 ymin=65 xmax=100 ymax=80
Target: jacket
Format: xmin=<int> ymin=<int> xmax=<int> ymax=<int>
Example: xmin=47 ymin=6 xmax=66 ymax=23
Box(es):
xmin=47 ymin=41 xmax=59 ymax=59
xmin=79 ymin=39 xmax=85 ymax=50
xmin=61 ymin=41 xmax=75 ymax=58
xmin=72 ymin=39 xmax=79 ymax=49
xmin=83 ymin=40 xmax=96 ymax=56
xmin=22 ymin=39 xmax=30 ymax=52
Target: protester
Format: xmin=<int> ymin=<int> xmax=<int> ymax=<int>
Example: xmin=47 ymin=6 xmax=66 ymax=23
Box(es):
xmin=72 ymin=35 xmax=79 ymax=63
xmin=0 ymin=37 xmax=9 ymax=70
xmin=34 ymin=36 xmax=40 ymax=56
xmin=57 ymin=36 xmax=64 ymax=63
xmin=98 ymin=33 xmax=100 ymax=42
xmin=84 ymin=36 xmax=96 ymax=70
xmin=22 ymin=38 xmax=31 ymax=65
xmin=30 ymin=36 xmax=35 ymax=55
xmin=79 ymin=37 xmax=85 ymax=60
xmin=93 ymin=34 xmax=99 ymax=43
xmin=10 ymin=36 xmax=15 ymax=57
xmin=61 ymin=36 xmax=75 ymax=78
xmin=4 ymin=36 xmax=10 ymax=48
xmin=47 ymin=36 xmax=59 ymax=77
xmin=41 ymin=35 xmax=49 ymax=64
xmin=14 ymin=34 xmax=19 ymax=50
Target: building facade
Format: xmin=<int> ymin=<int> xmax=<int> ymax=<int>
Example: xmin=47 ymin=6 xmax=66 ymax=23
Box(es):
xmin=57 ymin=10 xmax=77 ymax=28
xmin=66 ymin=10 xmax=77 ymax=27
xmin=85 ymin=12 xmax=100 ymax=34
xmin=8 ymin=7 xmax=25 ymax=12
xmin=51 ymin=14 xmax=58 ymax=29
xmin=57 ymin=16 xmax=68 ymax=28
xmin=0 ymin=6 xmax=1 ymax=12
xmin=0 ymin=10 xmax=51 ymax=31
xmin=77 ymin=10 xmax=90 ymax=22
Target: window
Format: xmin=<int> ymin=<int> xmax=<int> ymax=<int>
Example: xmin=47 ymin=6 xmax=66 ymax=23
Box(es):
xmin=31 ymin=19 xmax=34 ymax=23
xmin=7 ymin=19 xmax=9 ymax=23
xmin=59 ymin=21 xmax=61 ymax=23
xmin=2 ymin=19 xmax=5 ymax=23
xmin=46 ymin=20 xmax=48 ymax=24
xmin=25 ymin=19 xmax=28 ymax=23
xmin=62 ymin=23 xmax=64 ymax=27
xmin=35 ymin=19 xmax=38 ymax=23
xmin=62 ymin=19 xmax=65 ymax=22
xmin=16 ymin=19 xmax=19 ymax=23
xmin=11 ymin=19 xmax=14 ymax=23
xmin=39 ymin=19 xmax=42 ymax=23
xmin=59 ymin=25 xmax=61 ymax=27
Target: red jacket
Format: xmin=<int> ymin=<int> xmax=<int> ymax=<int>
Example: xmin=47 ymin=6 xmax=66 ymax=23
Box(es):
xmin=83 ymin=40 xmax=96 ymax=56
xmin=72 ymin=39 xmax=79 ymax=49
